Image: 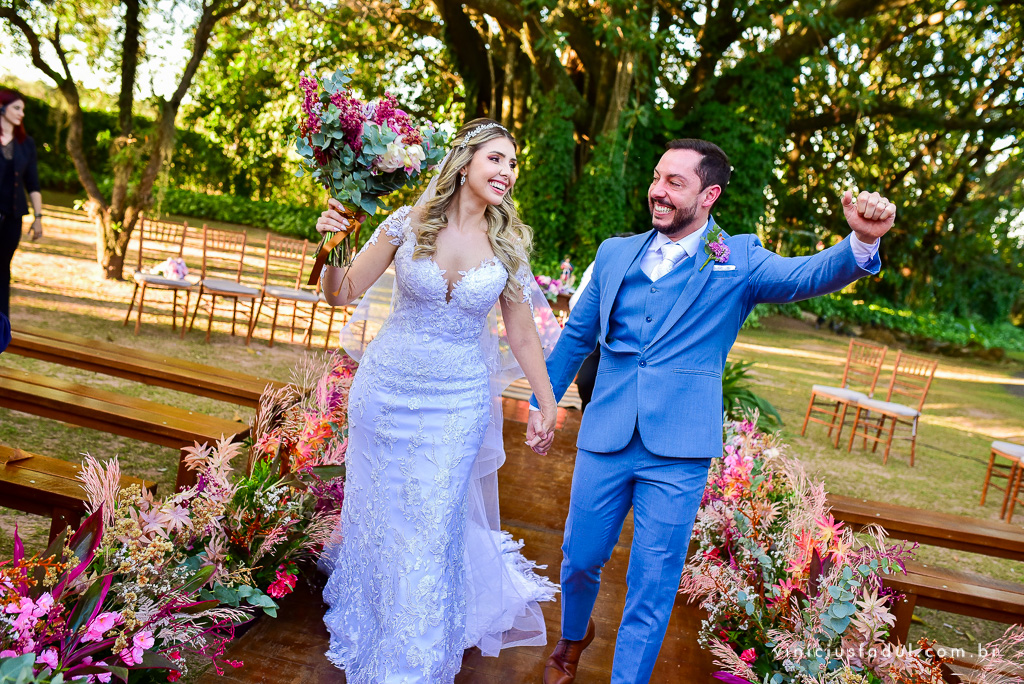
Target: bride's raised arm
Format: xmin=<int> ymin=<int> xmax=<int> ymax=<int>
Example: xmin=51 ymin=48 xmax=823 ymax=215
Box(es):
xmin=319 ymin=201 xmax=413 ymax=306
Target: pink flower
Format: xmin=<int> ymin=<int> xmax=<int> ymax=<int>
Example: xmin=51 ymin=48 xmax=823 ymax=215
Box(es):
xmin=83 ymin=612 xmax=122 ymax=642
xmin=38 ymin=648 xmax=59 ymax=669
xmin=714 ymin=673 xmax=754 ymax=684
xmin=120 ymin=631 xmax=153 ymax=666
xmin=31 ymin=593 xmax=54 ymax=618
xmin=133 ymin=630 xmax=155 ymax=650
xmin=739 ymin=648 xmax=756 ymax=664
xmin=6 ymin=597 xmax=33 ymax=614
xmin=0 ymin=650 xmax=16 ymax=658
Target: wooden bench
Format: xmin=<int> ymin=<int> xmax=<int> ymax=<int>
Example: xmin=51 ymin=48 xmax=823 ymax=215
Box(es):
xmin=0 ymin=446 xmax=156 ymax=542
xmin=826 ymin=493 xmax=1024 ymax=648
xmin=827 ymin=493 xmax=1024 ymax=562
xmin=0 ymin=366 xmax=248 ymax=490
xmin=7 ymin=326 xmax=284 ymax=408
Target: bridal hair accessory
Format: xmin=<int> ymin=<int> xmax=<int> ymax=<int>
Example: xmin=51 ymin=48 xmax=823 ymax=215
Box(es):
xmin=458 ymin=122 xmax=508 ymax=149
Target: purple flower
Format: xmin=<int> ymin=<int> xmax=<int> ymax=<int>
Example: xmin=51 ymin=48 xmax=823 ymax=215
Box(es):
xmin=299 ymin=69 xmax=322 ymax=135
xmin=710 ymin=238 xmax=731 ymax=262
xmin=330 ymin=90 xmax=366 ymax=151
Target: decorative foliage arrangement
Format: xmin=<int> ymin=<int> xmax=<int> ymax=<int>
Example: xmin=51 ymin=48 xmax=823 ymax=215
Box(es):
xmin=721 ymin=360 xmax=782 ymax=430
xmin=0 ymin=353 xmax=355 ymax=682
xmin=680 ymin=419 xmax=1024 ymax=684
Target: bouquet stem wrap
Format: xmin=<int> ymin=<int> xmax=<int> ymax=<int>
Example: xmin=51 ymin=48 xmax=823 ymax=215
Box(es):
xmin=308 ymin=205 xmax=366 ymax=286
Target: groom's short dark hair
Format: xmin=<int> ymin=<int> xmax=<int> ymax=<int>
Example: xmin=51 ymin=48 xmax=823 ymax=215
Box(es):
xmin=665 ymin=139 xmax=731 ymax=193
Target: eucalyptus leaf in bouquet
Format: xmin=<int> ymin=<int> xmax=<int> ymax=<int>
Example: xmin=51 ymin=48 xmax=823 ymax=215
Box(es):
xmin=294 ymin=67 xmax=447 ymax=279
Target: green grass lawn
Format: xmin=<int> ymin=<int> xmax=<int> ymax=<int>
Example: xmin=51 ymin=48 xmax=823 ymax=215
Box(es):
xmin=3 ymin=201 xmax=1022 ymax=656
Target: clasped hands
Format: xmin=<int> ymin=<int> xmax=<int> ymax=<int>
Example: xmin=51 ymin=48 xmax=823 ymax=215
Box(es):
xmin=526 ymin=403 xmax=557 ymax=455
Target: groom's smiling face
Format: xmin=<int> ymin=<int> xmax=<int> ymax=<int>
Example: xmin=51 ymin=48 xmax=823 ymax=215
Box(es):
xmin=649 ymin=149 xmax=718 ymax=238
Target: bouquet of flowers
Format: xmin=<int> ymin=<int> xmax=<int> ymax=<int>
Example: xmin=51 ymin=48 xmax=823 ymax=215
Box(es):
xmin=151 ymin=257 xmax=188 ymax=281
xmin=295 ymin=67 xmax=446 ymax=279
xmin=678 ymin=419 xmax=1024 ymax=683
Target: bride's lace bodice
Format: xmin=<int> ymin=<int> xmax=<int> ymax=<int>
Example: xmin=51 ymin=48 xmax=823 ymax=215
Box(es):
xmin=357 ymin=206 xmax=532 ymax=391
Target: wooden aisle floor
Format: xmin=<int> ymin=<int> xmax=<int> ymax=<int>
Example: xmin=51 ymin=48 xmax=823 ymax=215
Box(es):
xmin=200 ymin=404 xmax=717 ymax=683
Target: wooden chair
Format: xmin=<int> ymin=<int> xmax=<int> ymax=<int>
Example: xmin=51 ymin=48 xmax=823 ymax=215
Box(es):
xmin=123 ymin=215 xmax=194 ymax=337
xmin=246 ymin=235 xmax=319 ymax=348
xmin=188 ymin=226 xmax=261 ymax=343
xmin=1005 ymin=449 xmax=1024 ymax=523
xmin=316 ymin=297 xmax=355 ymax=350
xmin=980 ymin=440 xmax=1024 ymax=520
xmin=846 ymin=350 xmax=938 ymax=466
xmin=800 ymin=339 xmax=888 ymax=447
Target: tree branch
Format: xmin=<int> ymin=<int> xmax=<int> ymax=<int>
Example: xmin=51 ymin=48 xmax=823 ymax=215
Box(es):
xmin=786 ymin=101 xmax=1023 ymax=135
xmin=137 ymin=0 xmax=252 ymax=204
xmin=430 ymin=0 xmax=493 ymax=117
xmin=0 ymin=8 xmax=65 ymax=85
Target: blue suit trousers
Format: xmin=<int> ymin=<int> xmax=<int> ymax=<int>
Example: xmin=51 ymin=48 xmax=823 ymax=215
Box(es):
xmin=560 ymin=428 xmax=711 ymax=684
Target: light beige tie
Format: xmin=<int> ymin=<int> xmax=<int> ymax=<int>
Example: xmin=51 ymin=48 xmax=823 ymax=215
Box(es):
xmin=650 ymin=242 xmax=687 ymax=281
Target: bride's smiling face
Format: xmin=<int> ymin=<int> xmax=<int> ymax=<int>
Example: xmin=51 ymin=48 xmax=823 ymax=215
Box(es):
xmin=461 ymin=137 xmax=518 ymax=206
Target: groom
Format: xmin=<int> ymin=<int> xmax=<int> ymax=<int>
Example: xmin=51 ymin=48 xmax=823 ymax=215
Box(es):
xmin=528 ymin=138 xmax=895 ymax=684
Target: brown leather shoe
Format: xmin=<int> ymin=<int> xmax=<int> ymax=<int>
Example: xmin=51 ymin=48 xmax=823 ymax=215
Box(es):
xmin=543 ymin=619 xmax=595 ymax=684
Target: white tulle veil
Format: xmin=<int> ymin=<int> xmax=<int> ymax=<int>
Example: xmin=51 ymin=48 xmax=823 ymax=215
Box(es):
xmin=337 ymin=151 xmax=563 ymax=655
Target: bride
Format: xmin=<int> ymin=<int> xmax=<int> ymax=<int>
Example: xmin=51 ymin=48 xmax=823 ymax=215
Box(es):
xmin=316 ymin=118 xmax=562 ymax=683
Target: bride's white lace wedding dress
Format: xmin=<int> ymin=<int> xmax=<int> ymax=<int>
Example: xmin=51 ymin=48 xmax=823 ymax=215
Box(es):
xmin=320 ymin=206 xmax=557 ymax=683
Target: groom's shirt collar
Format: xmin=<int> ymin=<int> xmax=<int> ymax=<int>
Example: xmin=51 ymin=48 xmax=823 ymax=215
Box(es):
xmin=648 ymin=218 xmax=710 ymax=260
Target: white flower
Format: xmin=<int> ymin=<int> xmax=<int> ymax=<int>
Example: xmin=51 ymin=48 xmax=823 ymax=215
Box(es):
xmin=403 ymin=144 xmax=425 ymax=170
xmin=378 ymin=141 xmax=426 ymax=173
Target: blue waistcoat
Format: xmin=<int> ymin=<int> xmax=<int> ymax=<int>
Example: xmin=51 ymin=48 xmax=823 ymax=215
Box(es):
xmin=606 ymin=244 xmax=695 ymax=354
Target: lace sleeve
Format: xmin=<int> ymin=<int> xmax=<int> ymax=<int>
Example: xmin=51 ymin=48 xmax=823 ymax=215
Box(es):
xmin=509 ymin=259 xmax=537 ymax=316
xmin=355 ymin=206 xmax=412 ymax=258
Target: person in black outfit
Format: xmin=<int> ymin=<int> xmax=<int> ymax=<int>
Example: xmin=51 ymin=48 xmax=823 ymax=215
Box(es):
xmin=0 ymin=311 xmax=10 ymax=354
xmin=0 ymin=89 xmax=43 ymax=319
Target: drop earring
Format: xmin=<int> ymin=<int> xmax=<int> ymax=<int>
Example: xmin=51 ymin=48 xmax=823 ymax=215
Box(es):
xmin=460 ymin=174 xmax=466 ymax=186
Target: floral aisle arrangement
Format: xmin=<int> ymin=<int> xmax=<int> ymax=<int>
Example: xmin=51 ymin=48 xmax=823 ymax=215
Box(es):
xmin=0 ymin=353 xmax=355 ymax=682
xmin=534 ymin=274 xmax=572 ymax=303
xmin=1 ymin=508 xmax=250 ymax=684
xmin=680 ymin=419 xmax=1024 ymax=684
xmin=295 ymin=67 xmax=446 ymax=274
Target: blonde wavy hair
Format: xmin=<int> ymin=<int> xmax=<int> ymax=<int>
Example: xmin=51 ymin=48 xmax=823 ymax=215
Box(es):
xmin=412 ymin=118 xmax=533 ymax=302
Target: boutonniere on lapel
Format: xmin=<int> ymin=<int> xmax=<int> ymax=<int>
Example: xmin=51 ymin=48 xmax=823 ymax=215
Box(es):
xmin=699 ymin=225 xmax=731 ymax=271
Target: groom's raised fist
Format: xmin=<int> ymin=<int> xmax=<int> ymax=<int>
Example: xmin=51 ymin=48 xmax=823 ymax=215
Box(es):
xmin=842 ymin=190 xmax=896 ymax=242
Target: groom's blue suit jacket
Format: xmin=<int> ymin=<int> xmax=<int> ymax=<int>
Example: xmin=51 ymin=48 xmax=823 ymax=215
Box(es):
xmin=541 ymin=221 xmax=880 ymax=459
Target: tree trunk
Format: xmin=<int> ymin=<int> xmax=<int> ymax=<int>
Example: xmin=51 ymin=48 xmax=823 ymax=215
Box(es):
xmin=94 ymin=206 xmax=142 ymax=279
